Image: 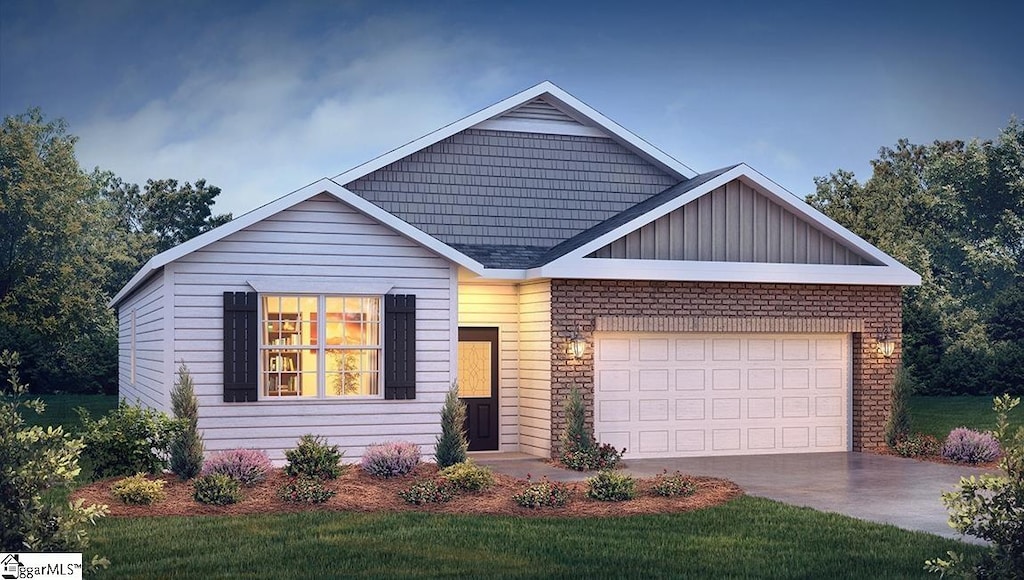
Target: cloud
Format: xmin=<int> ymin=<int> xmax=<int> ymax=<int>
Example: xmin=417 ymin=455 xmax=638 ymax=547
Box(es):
xmin=73 ymin=9 xmax=517 ymax=216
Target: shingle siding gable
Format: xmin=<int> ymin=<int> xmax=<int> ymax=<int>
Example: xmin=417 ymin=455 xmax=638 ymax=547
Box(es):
xmin=344 ymin=129 xmax=679 ymax=254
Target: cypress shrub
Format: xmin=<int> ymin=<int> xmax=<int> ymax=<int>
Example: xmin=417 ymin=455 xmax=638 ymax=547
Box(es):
xmin=434 ymin=383 xmax=468 ymax=468
xmin=170 ymin=363 xmax=204 ymax=480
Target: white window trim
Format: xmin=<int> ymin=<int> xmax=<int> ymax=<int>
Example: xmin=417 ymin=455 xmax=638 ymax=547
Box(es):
xmin=130 ymin=309 xmax=137 ymax=385
xmin=258 ymin=293 xmax=385 ymax=401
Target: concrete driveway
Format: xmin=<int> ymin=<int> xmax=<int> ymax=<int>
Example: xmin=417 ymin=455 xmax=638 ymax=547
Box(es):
xmin=475 ymin=452 xmax=997 ymax=542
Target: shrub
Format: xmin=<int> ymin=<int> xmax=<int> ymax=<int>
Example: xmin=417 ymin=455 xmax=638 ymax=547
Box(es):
xmin=893 ymin=432 xmax=941 ymax=458
xmin=169 ymin=363 xmax=204 ymax=480
xmin=586 ymin=470 xmax=637 ymax=502
xmin=278 ymin=476 xmax=336 ymax=504
xmin=512 ymin=476 xmax=571 ymax=508
xmin=398 ymin=479 xmax=456 ymax=505
xmin=651 ymin=470 xmax=697 ymax=497
xmin=361 ymin=441 xmax=421 ymax=478
xmin=77 ymin=401 xmax=178 ymax=478
xmin=202 ymin=449 xmax=272 ymax=486
xmin=438 ymin=461 xmax=494 ymax=492
xmin=0 ymin=351 xmax=109 ymax=571
xmin=284 ymin=435 xmax=345 ymax=480
xmin=110 ymin=474 xmax=166 ymax=505
xmin=926 ymin=395 xmax=1024 ymax=578
xmin=193 ymin=473 xmax=243 ymax=505
xmin=559 ymin=387 xmax=626 ymax=471
xmin=941 ymin=427 xmax=1002 ymax=464
xmin=434 ymin=383 xmax=468 ymax=468
xmin=884 ymin=366 xmax=912 ymax=448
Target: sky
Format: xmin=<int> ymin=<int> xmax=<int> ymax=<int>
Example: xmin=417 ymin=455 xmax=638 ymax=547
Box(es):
xmin=2 ymin=0 xmax=1022 ymax=216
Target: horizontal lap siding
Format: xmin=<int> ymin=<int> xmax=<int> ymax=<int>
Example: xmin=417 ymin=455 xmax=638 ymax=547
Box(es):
xmin=173 ymin=194 xmax=455 ymax=461
xmin=117 ymin=273 xmax=167 ymax=412
xmin=458 ymin=282 xmax=520 ymax=452
xmin=519 ymin=280 xmax=552 ymax=457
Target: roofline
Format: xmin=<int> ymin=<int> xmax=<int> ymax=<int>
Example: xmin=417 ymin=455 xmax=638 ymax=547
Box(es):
xmin=109 ymin=179 xmax=489 ymax=307
xmin=331 ymin=81 xmax=697 ymax=186
xmin=534 ymin=163 xmax=921 ymax=285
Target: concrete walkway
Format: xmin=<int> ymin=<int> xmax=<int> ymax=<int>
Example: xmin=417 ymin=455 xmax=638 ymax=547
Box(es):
xmin=473 ymin=451 xmax=997 ymax=542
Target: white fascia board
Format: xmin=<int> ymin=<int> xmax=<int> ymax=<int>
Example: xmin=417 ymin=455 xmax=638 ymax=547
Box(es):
xmin=534 ymin=259 xmax=922 ymax=286
xmin=110 ymin=178 xmax=488 ymax=307
xmin=332 ymin=81 xmax=696 ymax=186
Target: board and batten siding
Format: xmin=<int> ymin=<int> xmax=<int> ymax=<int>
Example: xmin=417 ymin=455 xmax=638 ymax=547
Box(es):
xmin=117 ymin=271 xmax=168 ymax=412
xmin=588 ymin=178 xmax=879 ymax=266
xmin=170 ymin=193 xmax=456 ymax=461
xmin=518 ymin=280 xmax=552 ymax=457
xmin=457 ymin=282 xmax=521 ymax=452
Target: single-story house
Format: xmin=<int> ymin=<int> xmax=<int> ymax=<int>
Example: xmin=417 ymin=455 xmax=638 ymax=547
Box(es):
xmin=111 ymin=81 xmax=920 ymax=461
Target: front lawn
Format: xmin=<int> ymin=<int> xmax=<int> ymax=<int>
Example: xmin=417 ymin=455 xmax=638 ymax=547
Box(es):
xmin=89 ymin=497 xmax=978 ymax=579
xmin=909 ymin=395 xmax=1021 ymax=439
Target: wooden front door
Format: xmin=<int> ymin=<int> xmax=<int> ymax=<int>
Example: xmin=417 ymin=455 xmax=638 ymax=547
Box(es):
xmin=457 ymin=327 xmax=499 ymax=451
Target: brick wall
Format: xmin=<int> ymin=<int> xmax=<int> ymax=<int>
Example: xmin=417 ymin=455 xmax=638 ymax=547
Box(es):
xmin=548 ymin=280 xmax=902 ymax=458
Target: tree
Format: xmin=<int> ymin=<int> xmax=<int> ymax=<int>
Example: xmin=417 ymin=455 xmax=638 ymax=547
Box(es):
xmin=0 ymin=351 xmax=108 ymax=570
xmin=434 ymin=383 xmax=468 ymax=468
xmin=170 ymin=363 xmax=204 ymax=480
xmin=100 ymin=176 xmax=231 ymax=293
xmin=0 ymin=109 xmax=117 ymax=392
xmin=808 ymin=119 xmax=1024 ymax=395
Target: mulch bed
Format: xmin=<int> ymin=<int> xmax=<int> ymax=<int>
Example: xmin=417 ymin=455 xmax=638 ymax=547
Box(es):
xmin=73 ymin=465 xmax=743 ymax=518
xmin=869 ymin=446 xmax=1001 ymax=469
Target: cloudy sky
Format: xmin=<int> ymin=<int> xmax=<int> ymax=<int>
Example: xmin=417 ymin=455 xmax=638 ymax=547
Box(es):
xmin=2 ymin=0 xmax=1021 ymax=215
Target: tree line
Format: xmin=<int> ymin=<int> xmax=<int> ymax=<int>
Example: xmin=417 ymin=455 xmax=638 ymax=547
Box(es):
xmin=1 ymin=109 xmax=229 ymax=393
xmin=2 ymin=108 xmax=1021 ymax=395
xmin=808 ymin=119 xmax=1023 ymax=395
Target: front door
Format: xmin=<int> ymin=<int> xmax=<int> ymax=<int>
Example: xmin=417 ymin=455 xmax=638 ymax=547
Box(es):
xmin=457 ymin=327 xmax=499 ymax=451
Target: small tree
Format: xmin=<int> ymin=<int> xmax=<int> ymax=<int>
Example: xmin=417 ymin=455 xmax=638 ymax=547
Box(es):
xmin=170 ymin=362 xmax=204 ymax=479
xmin=434 ymin=383 xmax=468 ymax=468
xmin=0 ymin=351 xmax=108 ymax=570
xmin=562 ymin=387 xmax=594 ymax=454
xmin=926 ymin=394 xmax=1024 ymax=578
xmin=885 ymin=366 xmax=912 ymax=448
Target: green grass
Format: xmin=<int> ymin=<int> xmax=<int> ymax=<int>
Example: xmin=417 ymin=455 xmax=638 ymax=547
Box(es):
xmin=89 ymin=498 xmax=979 ymax=579
xmin=909 ymin=395 xmax=1022 ymax=439
xmin=24 ymin=393 xmax=118 ymax=432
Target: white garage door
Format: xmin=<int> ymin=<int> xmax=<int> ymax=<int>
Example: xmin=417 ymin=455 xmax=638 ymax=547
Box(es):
xmin=593 ymin=333 xmax=850 ymax=458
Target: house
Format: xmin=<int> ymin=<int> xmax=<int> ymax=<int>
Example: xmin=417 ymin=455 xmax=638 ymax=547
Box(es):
xmin=111 ymin=82 xmax=920 ymax=461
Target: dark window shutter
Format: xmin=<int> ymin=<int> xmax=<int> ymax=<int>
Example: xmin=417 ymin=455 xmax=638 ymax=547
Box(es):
xmin=384 ymin=294 xmax=416 ymax=400
xmin=223 ymin=292 xmax=258 ymax=402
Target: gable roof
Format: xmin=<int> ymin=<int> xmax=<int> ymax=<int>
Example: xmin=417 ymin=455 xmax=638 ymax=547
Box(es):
xmin=111 ymin=83 xmax=919 ymax=307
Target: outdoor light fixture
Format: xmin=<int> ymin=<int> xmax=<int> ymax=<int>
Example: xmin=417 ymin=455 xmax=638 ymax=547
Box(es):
xmin=568 ymin=328 xmax=587 ymax=360
xmin=877 ymin=329 xmax=896 ymax=358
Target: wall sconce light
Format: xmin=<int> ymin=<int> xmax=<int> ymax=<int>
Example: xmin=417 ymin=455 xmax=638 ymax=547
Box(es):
xmin=877 ymin=329 xmax=896 ymax=358
xmin=568 ymin=328 xmax=587 ymax=360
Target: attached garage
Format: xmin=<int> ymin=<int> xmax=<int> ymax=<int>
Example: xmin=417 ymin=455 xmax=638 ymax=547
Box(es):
xmin=593 ymin=332 xmax=851 ymax=458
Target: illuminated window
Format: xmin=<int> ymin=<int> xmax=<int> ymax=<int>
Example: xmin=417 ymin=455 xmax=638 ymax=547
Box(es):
xmin=261 ymin=295 xmax=381 ymax=398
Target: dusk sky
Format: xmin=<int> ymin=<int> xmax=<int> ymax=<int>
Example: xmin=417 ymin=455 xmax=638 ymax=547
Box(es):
xmin=2 ymin=0 xmax=1021 ymax=216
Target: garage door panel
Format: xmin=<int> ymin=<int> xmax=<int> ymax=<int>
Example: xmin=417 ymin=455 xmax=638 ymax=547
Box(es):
xmin=595 ymin=332 xmax=849 ymax=459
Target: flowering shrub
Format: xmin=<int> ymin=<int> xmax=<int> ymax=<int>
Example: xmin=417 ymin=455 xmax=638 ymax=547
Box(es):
xmin=438 ymin=461 xmax=494 ymax=492
xmin=894 ymin=432 xmax=941 ymax=458
xmin=284 ymin=435 xmax=345 ymax=480
xmin=651 ymin=470 xmax=697 ymax=497
xmin=278 ymin=476 xmax=336 ymax=504
xmin=512 ymin=476 xmax=571 ymax=508
xmin=110 ymin=474 xmax=166 ymax=505
xmin=398 ymin=479 xmax=456 ymax=505
xmin=202 ymin=449 xmax=272 ymax=486
xmin=585 ymin=470 xmax=637 ymax=502
xmin=361 ymin=441 xmax=421 ymax=478
xmin=561 ymin=443 xmax=625 ymax=471
xmin=941 ymin=427 xmax=1001 ymax=464
xmin=192 ymin=473 xmax=242 ymax=505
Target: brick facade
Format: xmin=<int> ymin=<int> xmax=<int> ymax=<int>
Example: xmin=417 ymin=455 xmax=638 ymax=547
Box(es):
xmin=548 ymin=279 xmax=902 ymax=458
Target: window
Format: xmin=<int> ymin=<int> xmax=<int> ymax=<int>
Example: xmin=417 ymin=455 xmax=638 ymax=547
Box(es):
xmin=130 ymin=309 xmax=137 ymax=384
xmin=261 ymin=295 xmax=381 ymax=398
